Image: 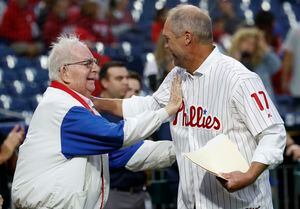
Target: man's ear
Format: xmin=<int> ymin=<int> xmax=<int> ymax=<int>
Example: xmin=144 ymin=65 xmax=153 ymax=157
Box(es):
xmin=60 ymin=66 xmax=71 ymax=84
xmin=185 ymin=31 xmax=192 ymax=45
xmin=100 ymin=78 xmax=109 ymax=89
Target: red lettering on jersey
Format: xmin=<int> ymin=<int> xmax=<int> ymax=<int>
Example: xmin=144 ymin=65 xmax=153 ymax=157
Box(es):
xmin=173 ymin=101 xmax=221 ymax=130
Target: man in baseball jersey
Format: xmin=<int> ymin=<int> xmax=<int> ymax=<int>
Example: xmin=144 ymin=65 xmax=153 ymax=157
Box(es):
xmin=93 ymin=4 xmax=286 ymax=209
xmin=11 ymin=35 xmax=182 ymax=209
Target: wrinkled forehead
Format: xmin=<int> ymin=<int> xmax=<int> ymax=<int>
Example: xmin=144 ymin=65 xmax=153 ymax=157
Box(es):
xmin=69 ymin=43 xmax=93 ymax=60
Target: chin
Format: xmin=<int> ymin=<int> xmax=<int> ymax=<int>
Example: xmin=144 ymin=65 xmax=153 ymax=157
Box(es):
xmin=88 ymin=88 xmax=95 ymax=94
xmin=87 ymin=84 xmax=95 ymax=91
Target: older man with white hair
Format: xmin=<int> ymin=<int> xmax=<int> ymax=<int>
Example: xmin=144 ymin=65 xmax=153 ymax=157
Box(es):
xmin=11 ymin=35 xmax=182 ymax=209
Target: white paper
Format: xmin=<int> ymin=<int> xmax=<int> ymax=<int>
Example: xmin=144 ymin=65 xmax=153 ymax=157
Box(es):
xmin=183 ymin=134 xmax=249 ymax=179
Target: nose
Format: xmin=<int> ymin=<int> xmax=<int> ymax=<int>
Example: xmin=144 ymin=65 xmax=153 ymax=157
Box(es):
xmin=123 ymin=78 xmax=129 ymax=85
xmin=164 ymin=42 xmax=169 ymax=49
xmin=91 ymin=64 xmax=100 ymax=73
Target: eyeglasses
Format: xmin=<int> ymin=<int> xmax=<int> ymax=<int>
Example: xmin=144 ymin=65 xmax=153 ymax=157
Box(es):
xmin=64 ymin=58 xmax=98 ymax=70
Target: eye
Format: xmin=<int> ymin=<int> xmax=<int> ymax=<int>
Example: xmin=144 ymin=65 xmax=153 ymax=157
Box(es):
xmin=83 ymin=59 xmax=94 ymax=68
xmin=164 ymin=37 xmax=170 ymax=43
xmin=87 ymin=60 xmax=93 ymax=65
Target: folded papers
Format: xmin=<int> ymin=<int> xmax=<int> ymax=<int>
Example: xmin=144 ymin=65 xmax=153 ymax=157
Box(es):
xmin=183 ymin=134 xmax=249 ymax=179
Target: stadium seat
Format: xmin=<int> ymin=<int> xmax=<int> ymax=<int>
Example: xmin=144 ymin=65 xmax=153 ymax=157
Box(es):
xmin=0 ymin=44 xmax=15 ymax=57
xmin=0 ymin=69 xmax=19 ymax=84
xmin=0 ymin=94 xmax=12 ymax=110
xmin=0 ymin=84 xmax=8 ymax=95
xmin=14 ymin=57 xmax=32 ymax=70
xmin=9 ymin=97 xmax=32 ymax=112
xmin=30 ymin=94 xmax=43 ymax=110
xmin=22 ymin=82 xmax=42 ymax=96
xmin=19 ymin=67 xmax=38 ymax=82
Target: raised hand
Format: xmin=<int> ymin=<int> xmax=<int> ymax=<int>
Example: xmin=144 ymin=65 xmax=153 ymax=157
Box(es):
xmin=165 ymin=75 xmax=183 ymax=116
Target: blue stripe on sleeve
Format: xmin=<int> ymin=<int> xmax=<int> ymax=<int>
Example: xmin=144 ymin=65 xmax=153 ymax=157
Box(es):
xmin=61 ymin=106 xmax=124 ymax=158
xmin=109 ymin=141 xmax=144 ymax=169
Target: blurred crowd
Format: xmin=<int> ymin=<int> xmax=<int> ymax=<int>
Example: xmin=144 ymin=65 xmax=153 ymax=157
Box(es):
xmin=0 ymin=0 xmax=299 ymax=99
xmin=0 ymin=0 xmax=135 ymax=56
xmin=0 ymin=0 xmax=300 ymax=208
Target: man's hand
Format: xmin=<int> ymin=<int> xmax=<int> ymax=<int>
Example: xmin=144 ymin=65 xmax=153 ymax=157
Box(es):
xmin=4 ymin=124 xmax=25 ymax=151
xmin=0 ymin=194 xmax=3 ymax=207
xmin=217 ymin=171 xmax=255 ymax=193
xmin=165 ymin=75 xmax=182 ymax=116
xmin=217 ymin=162 xmax=267 ymax=193
xmin=286 ymin=144 xmax=300 ymax=161
xmin=0 ymin=125 xmax=25 ymax=164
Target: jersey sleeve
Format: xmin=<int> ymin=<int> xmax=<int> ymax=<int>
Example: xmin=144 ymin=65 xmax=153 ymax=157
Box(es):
xmin=61 ymin=106 xmax=169 ymax=158
xmin=125 ymin=140 xmax=175 ymax=171
xmin=123 ymin=95 xmax=161 ymax=118
xmin=252 ymin=124 xmax=286 ymax=167
xmin=231 ymin=76 xmax=284 ymax=137
xmin=108 ymin=140 xmax=175 ymax=171
xmin=109 ymin=141 xmax=144 ymax=169
xmin=61 ymin=106 xmax=125 ymax=158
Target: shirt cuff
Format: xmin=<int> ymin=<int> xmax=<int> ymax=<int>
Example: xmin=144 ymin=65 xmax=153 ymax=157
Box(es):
xmin=156 ymin=108 xmax=170 ymax=123
xmin=251 ymin=124 xmax=286 ymax=169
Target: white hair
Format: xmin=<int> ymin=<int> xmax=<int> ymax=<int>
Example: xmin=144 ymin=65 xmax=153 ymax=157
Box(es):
xmin=48 ymin=34 xmax=88 ymax=81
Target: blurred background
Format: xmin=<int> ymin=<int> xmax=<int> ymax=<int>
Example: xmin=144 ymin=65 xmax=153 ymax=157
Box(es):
xmin=0 ymin=0 xmax=300 ymax=209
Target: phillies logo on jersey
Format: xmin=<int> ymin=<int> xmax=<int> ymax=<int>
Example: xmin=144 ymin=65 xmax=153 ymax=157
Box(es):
xmin=173 ymin=101 xmax=221 ymax=130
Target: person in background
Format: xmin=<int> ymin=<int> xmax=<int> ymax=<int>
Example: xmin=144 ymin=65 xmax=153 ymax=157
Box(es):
xmin=0 ymin=194 xmax=3 ymax=208
xmin=35 ymin=0 xmax=55 ymax=32
xmin=0 ymin=125 xmax=24 ymax=165
xmin=254 ymin=10 xmax=282 ymax=53
xmin=125 ymin=71 xmax=142 ymax=98
xmin=0 ymin=0 xmax=7 ymax=24
xmin=0 ymin=0 xmax=43 ymax=56
xmin=106 ymin=0 xmax=134 ymax=37
xmin=0 ymin=125 xmax=25 ymax=209
xmin=285 ymin=137 xmax=300 ymax=161
xmin=229 ymin=27 xmax=300 ymax=162
xmin=151 ymin=7 xmax=168 ymax=43
xmin=77 ymin=0 xmax=115 ymax=45
xmin=42 ymin=0 xmax=72 ymax=46
xmin=281 ymin=23 xmax=300 ymax=97
xmin=99 ymin=61 xmax=129 ymax=99
xmin=144 ymin=35 xmax=174 ymax=92
xmin=229 ymin=27 xmax=281 ymax=103
xmin=282 ymin=24 xmax=300 ymax=157
xmin=99 ymin=61 xmax=153 ymax=209
xmin=215 ymin=0 xmax=243 ymax=35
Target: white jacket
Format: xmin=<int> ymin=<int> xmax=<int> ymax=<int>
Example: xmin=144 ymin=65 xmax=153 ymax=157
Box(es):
xmin=12 ymin=83 xmax=172 ymax=209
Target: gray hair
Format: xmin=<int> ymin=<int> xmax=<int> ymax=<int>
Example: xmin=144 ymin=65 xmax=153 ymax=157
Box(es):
xmin=168 ymin=4 xmax=213 ymax=44
xmin=48 ymin=34 xmax=87 ymax=81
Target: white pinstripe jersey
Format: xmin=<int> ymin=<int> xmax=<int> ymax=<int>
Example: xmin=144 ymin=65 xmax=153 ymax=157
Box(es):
xmin=123 ymin=47 xmax=285 ymax=209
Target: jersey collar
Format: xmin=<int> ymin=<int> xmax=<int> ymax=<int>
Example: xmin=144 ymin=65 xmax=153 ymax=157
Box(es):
xmin=193 ymin=45 xmax=221 ymax=77
xmin=50 ymin=80 xmax=93 ymax=112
